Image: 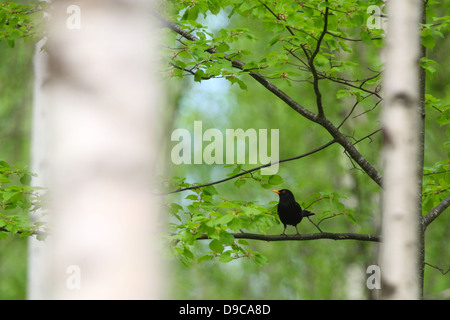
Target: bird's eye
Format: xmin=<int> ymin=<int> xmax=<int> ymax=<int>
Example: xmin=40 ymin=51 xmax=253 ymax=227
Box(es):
xmin=281 ymin=190 xmax=285 ymax=194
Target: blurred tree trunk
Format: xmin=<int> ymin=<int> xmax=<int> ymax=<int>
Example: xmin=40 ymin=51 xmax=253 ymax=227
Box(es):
xmin=28 ymin=0 xmax=166 ymax=299
xmin=27 ymin=36 xmax=51 ymax=300
xmin=379 ymin=0 xmax=423 ymax=300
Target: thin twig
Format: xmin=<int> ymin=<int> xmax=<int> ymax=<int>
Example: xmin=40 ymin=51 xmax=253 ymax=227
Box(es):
xmin=424 ymin=262 xmax=450 ymax=275
xmin=165 ymin=140 xmax=336 ymax=194
xmin=352 ymin=129 xmax=382 ymax=146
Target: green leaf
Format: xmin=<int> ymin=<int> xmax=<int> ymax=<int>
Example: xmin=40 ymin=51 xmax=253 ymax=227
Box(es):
xmin=268 ymin=35 xmax=280 ymax=47
xmin=215 ymin=214 xmax=234 ymax=225
xmin=198 ymin=254 xmax=214 ymax=263
xmin=346 ymin=213 xmax=357 ymax=225
xmin=234 ymin=178 xmax=246 ymax=188
xmin=185 ymin=194 xmax=199 ymax=200
xmin=268 ymin=174 xmax=283 ymax=185
xmin=234 ymin=77 xmax=248 ymax=90
xmin=4 ymin=191 xmax=20 ymax=202
xmin=0 ymin=231 xmax=8 ymax=240
xmin=182 ymin=6 xmax=199 ymax=20
xmin=0 ymin=160 xmax=11 ymax=170
xmin=20 ymin=174 xmax=31 ymax=186
xmin=202 ymin=185 xmax=218 ymax=195
xmin=420 ymin=57 xmax=437 ymax=74
xmin=19 ymin=230 xmax=33 ymax=239
xmin=226 ymin=76 xmax=248 ymax=90
xmin=238 ymin=239 xmax=249 ymax=246
xmin=169 ymin=203 xmax=183 ymax=214
xmin=178 ymin=246 xmax=195 ymax=266
xmin=314 ymin=54 xmax=329 ymax=67
xmin=209 ymin=239 xmax=224 ymax=253
xmin=422 ymin=34 xmax=436 ymax=49
xmin=215 ymin=42 xmax=230 ymax=53
xmin=0 ymin=11 xmax=7 ymax=27
xmin=219 ymin=231 xmax=235 ymax=245
xmin=219 ymin=251 xmax=234 ymax=263
xmin=253 ymin=252 xmax=269 ymax=267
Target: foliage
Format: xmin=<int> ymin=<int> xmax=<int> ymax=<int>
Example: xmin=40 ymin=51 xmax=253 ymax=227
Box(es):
xmin=166 ymin=165 xmax=359 ymax=266
xmin=165 ymin=0 xmax=385 ymax=89
xmin=0 ymin=160 xmax=45 ymax=240
xmin=422 ymin=94 xmax=450 ymax=212
xmin=0 ymin=1 xmax=47 ymax=48
xmin=162 ymin=0 xmax=450 ymax=271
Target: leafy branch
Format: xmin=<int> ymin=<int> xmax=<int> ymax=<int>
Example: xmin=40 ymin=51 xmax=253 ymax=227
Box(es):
xmin=166 ymin=171 xmax=372 ymax=266
xmin=157 ymin=10 xmax=383 ymax=187
xmin=0 ymin=160 xmax=47 ymax=240
xmin=0 ymin=1 xmax=47 ymax=48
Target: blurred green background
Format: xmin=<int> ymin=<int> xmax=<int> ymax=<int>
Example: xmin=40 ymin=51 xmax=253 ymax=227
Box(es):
xmin=0 ymin=38 xmax=34 ymax=299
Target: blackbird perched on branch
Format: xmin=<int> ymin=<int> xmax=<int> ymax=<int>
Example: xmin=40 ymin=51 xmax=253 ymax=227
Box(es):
xmin=273 ymin=189 xmax=315 ymax=236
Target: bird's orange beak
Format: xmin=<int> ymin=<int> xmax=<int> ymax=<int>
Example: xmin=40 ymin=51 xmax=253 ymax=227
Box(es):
xmin=272 ymin=190 xmax=280 ymax=194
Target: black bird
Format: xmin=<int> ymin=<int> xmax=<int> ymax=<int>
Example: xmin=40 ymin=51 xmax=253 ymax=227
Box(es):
xmin=273 ymin=189 xmax=314 ymax=235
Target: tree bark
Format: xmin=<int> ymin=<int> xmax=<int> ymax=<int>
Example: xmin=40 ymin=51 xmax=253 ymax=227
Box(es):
xmin=33 ymin=0 xmax=166 ymax=299
xmin=27 ymin=36 xmax=51 ymax=300
xmin=379 ymin=0 xmax=422 ymax=300
xmin=417 ymin=0 xmax=427 ymax=299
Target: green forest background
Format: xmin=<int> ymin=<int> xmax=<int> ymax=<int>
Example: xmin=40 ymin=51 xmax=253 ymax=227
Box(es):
xmin=0 ymin=0 xmax=449 ymax=299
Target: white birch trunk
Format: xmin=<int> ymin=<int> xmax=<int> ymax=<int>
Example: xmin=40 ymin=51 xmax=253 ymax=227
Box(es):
xmin=379 ymin=0 xmax=422 ymax=300
xmin=29 ymin=0 xmax=166 ymax=299
xmin=27 ymin=36 xmax=51 ymax=300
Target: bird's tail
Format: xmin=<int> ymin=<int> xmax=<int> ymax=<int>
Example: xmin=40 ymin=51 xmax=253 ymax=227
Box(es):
xmin=302 ymin=210 xmax=315 ymax=217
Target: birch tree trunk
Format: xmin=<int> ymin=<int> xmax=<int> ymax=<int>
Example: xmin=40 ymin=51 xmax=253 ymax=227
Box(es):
xmin=27 ymin=36 xmax=51 ymax=300
xmin=379 ymin=0 xmax=422 ymax=300
xmin=29 ymin=0 xmax=166 ymax=299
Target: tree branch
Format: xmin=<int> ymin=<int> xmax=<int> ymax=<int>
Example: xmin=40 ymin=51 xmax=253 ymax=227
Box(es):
xmin=196 ymin=231 xmax=380 ymax=242
xmin=308 ymin=4 xmax=329 ymax=118
xmin=423 ymin=194 xmax=450 ymax=227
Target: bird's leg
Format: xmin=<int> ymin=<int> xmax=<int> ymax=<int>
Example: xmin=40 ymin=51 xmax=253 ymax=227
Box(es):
xmin=295 ymin=225 xmax=300 ymax=235
xmin=280 ymin=225 xmax=287 ymax=236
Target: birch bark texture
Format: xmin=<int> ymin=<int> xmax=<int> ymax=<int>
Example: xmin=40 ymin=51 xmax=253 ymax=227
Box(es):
xmin=27 ymin=36 xmax=51 ymax=300
xmin=39 ymin=0 xmax=165 ymax=299
xmin=380 ymin=0 xmax=422 ymax=300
